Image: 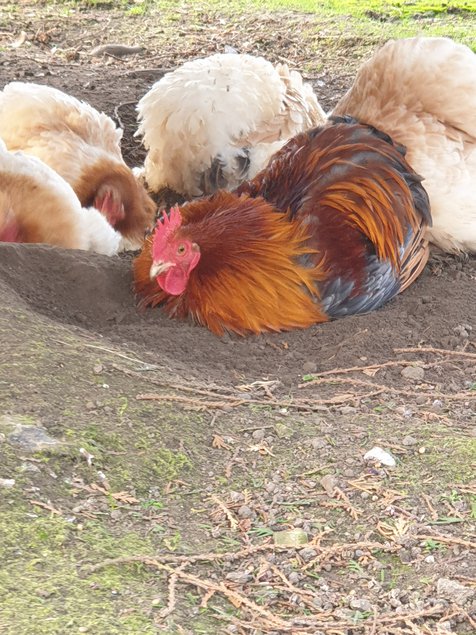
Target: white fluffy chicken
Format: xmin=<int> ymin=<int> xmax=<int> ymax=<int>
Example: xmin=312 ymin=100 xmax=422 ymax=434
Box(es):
xmin=332 ymin=36 xmax=476 ymax=254
xmin=136 ymin=52 xmax=326 ymax=197
xmin=0 ymin=140 xmax=121 ymax=255
xmin=0 ymin=82 xmax=156 ymax=247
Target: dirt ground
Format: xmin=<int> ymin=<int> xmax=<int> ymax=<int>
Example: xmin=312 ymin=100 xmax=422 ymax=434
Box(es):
xmin=0 ymin=4 xmax=475 ymax=635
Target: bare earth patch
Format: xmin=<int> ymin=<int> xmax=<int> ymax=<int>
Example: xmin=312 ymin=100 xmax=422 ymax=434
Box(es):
xmin=0 ymin=4 xmax=475 ymax=635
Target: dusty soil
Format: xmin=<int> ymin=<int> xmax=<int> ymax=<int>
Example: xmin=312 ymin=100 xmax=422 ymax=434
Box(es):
xmin=0 ymin=4 xmax=475 ymax=635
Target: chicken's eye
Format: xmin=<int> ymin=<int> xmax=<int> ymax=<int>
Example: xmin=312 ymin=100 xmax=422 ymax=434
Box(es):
xmin=177 ymin=244 xmax=186 ymax=256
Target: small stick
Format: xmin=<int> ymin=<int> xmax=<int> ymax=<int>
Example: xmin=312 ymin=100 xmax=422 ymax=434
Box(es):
xmin=395 ymin=346 xmax=476 ymax=359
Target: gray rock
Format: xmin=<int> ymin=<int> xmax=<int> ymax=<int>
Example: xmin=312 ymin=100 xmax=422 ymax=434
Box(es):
xmin=401 ymin=366 xmax=425 ymax=381
xmin=298 ymin=547 xmax=317 ymax=562
xmin=237 ymin=505 xmax=254 ymax=519
xmin=402 ymin=435 xmax=418 ymax=446
xmin=8 ymin=424 xmax=64 ymax=453
xmin=349 ymin=598 xmax=373 ymax=612
xmin=311 ymin=437 xmax=328 ymax=450
xmin=225 ymin=571 xmax=252 ymax=584
xmin=436 ymin=578 xmax=475 ymax=606
xmin=251 ymin=429 xmax=266 ymax=441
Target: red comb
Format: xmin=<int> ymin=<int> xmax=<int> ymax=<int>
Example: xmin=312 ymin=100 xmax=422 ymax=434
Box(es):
xmin=152 ymin=205 xmax=182 ymax=259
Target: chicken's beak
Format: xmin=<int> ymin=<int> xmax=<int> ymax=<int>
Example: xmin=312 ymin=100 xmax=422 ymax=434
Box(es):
xmin=150 ymin=261 xmax=174 ymax=279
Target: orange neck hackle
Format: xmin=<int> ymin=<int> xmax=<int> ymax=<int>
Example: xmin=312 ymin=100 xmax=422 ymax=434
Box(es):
xmin=134 ymin=191 xmax=328 ymax=335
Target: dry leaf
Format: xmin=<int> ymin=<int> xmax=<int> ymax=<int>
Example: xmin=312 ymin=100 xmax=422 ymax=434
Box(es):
xmin=362 ymin=367 xmax=379 ymax=377
xmin=212 ymin=434 xmax=231 ymax=450
xmin=248 ymin=444 xmax=275 ymax=457
xmin=111 ymin=491 xmax=139 ymax=505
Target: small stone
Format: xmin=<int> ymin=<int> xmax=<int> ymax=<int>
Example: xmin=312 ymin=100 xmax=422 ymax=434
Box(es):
xmin=273 ymin=528 xmax=308 ymax=547
xmin=298 ymin=546 xmax=317 ymax=562
xmin=86 ymin=401 xmax=96 ymax=410
xmin=424 ymin=555 xmax=435 ymax=564
xmin=237 ymin=505 xmax=254 ymax=519
xmin=310 ymin=437 xmax=328 ymax=450
xmin=93 ymin=364 xmax=103 ymax=374
xmin=274 ymin=422 xmax=294 ymax=439
xmin=288 ymin=571 xmax=301 ymax=584
xmin=349 ymin=598 xmax=373 ymax=612
xmin=401 ymin=366 xmax=425 ymax=381
xmin=225 ymin=571 xmax=252 ymax=584
xmin=402 ymin=435 xmax=418 ymax=446
xmin=363 ymin=446 xmax=396 ymax=467
xmin=436 ymin=578 xmax=475 ymax=606
xmin=320 ymin=474 xmax=338 ymax=496
xmin=0 ymin=478 xmax=15 ymax=488
xmin=302 ymin=361 xmax=318 ymax=374
xmin=251 ymin=429 xmax=266 ymax=441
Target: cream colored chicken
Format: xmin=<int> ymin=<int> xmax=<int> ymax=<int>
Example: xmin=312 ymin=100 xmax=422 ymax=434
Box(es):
xmin=136 ymin=52 xmax=326 ymax=197
xmin=332 ymin=36 xmax=476 ymax=254
xmin=0 ymin=141 xmax=121 ymax=255
xmin=0 ymin=82 xmax=156 ymax=247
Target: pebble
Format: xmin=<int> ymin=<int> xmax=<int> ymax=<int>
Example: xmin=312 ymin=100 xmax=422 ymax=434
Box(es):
xmin=274 ymin=422 xmax=293 ymax=439
xmin=298 ymin=547 xmax=317 ymax=562
xmin=401 ymin=366 xmax=425 ymax=381
xmin=402 ymin=435 xmax=418 ymax=446
xmin=349 ymin=598 xmax=373 ymax=612
xmin=251 ymin=429 xmax=266 ymax=441
xmin=424 ymin=555 xmax=435 ymax=564
xmin=225 ymin=571 xmax=252 ymax=584
xmin=363 ymin=446 xmax=396 ymax=467
xmin=288 ymin=571 xmax=301 ymax=584
xmin=237 ymin=505 xmax=254 ymax=519
xmin=0 ymin=478 xmax=15 ymax=488
xmin=320 ymin=474 xmax=338 ymax=496
xmin=436 ymin=578 xmax=475 ymax=606
xmin=310 ymin=437 xmax=328 ymax=450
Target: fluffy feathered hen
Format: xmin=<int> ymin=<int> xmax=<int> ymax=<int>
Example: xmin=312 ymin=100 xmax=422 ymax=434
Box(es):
xmin=134 ymin=117 xmax=431 ymax=335
xmin=0 ymin=142 xmax=121 ymax=255
xmin=136 ymin=53 xmax=326 ymax=198
xmin=0 ymin=82 xmax=156 ymax=247
xmin=332 ymin=36 xmax=476 ymax=253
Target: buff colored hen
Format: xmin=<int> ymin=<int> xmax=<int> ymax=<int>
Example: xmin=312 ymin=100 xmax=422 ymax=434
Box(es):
xmin=0 ymin=140 xmax=121 ymax=255
xmin=333 ymin=36 xmax=476 ymax=253
xmin=136 ymin=52 xmax=326 ymax=198
xmin=0 ymin=82 xmax=156 ymax=248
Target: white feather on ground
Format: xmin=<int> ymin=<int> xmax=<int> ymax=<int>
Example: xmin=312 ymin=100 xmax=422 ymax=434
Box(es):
xmin=0 ymin=146 xmax=121 ymax=255
xmin=332 ymin=36 xmax=476 ymax=254
xmin=136 ymin=53 xmax=326 ymax=197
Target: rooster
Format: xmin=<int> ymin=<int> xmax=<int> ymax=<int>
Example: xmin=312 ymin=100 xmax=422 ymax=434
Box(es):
xmin=332 ymin=36 xmax=476 ymax=253
xmin=0 ymin=141 xmax=121 ymax=255
xmin=136 ymin=52 xmax=326 ymax=198
xmin=134 ymin=117 xmax=431 ymax=336
xmin=0 ymin=82 xmax=156 ymax=248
